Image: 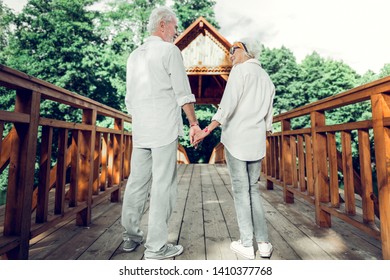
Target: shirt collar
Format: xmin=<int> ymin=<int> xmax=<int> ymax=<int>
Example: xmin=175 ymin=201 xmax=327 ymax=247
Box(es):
xmin=145 ymin=35 xmax=164 ymax=42
xmin=243 ymin=58 xmax=262 ymax=67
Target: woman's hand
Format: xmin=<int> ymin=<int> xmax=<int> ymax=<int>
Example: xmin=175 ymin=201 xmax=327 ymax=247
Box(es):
xmin=193 ymin=127 xmax=211 ymax=146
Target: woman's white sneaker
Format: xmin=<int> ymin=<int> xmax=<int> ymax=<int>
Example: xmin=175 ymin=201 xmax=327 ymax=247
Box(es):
xmin=230 ymin=240 xmax=255 ymax=259
xmin=258 ymin=242 xmax=273 ymax=258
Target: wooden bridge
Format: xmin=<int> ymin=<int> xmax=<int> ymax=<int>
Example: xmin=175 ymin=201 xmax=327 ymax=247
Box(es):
xmin=1 ymin=63 xmax=390 ymax=260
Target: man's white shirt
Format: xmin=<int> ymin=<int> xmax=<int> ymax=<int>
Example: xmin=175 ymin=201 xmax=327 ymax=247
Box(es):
xmin=126 ymin=36 xmax=195 ymax=148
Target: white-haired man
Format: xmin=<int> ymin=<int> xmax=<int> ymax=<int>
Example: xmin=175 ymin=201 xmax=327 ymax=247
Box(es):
xmin=121 ymin=6 xmax=200 ymax=260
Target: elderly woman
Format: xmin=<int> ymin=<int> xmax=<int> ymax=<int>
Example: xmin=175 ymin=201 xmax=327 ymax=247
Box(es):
xmin=193 ymin=39 xmax=275 ymax=259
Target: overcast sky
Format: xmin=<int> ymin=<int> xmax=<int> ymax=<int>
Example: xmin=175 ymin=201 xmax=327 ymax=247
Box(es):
xmin=3 ymin=0 xmax=390 ymax=74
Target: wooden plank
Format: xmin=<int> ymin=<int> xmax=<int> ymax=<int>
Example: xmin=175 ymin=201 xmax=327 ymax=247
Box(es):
xmin=341 ymin=131 xmax=356 ymax=215
xmin=201 ymin=164 xmax=236 ymax=260
xmin=311 ymin=111 xmax=331 ymax=227
xmin=76 ymin=109 xmax=96 ymax=225
xmin=69 ymin=130 xmax=80 ymax=207
xmin=176 ymin=164 xmax=207 ymax=260
xmin=209 ymin=165 xmax=239 ymax=240
xmin=100 ymin=133 xmax=108 ymax=191
xmin=55 ymin=128 xmax=67 ymax=215
xmin=304 ymin=134 xmax=314 ymax=196
xmin=265 ymin=183 xmax=382 ymax=259
xmin=4 ymin=90 xmax=41 ymax=259
xmin=358 ymin=129 xmax=375 ymax=224
xmin=297 ymin=135 xmax=306 ymax=192
xmin=29 ymin=199 xmax=119 ymax=260
xmin=261 ymin=194 xmax=332 ymax=259
xmin=282 ymin=120 xmax=294 ymax=203
xmin=92 ymin=132 xmax=101 ymax=195
xmin=0 ymin=111 xmax=30 ymax=123
xmin=327 ymin=132 xmax=339 ymax=207
xmin=371 ymin=94 xmax=390 ymax=260
xmin=290 ymin=136 xmax=298 ymax=188
xmin=36 ymin=126 xmax=53 ymax=223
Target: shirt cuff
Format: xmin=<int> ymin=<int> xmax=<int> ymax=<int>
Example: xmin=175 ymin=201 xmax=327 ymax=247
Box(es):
xmin=177 ymin=94 xmax=196 ymax=107
xmin=212 ymin=109 xmax=226 ymax=126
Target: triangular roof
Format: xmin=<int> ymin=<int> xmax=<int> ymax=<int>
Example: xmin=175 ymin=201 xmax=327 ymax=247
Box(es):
xmin=175 ymin=17 xmax=232 ymax=104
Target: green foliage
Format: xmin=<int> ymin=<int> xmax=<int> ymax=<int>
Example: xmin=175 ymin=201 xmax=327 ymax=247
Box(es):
xmin=172 ymin=0 xmax=219 ymax=31
xmin=5 ymin=0 xmax=122 ymax=119
xmin=0 ymin=0 xmax=13 ymax=64
xmin=260 ymin=46 xmax=301 ymax=115
xmin=379 ymin=63 xmax=390 ymax=78
xmin=179 ymin=105 xmax=221 ymax=163
xmin=0 ymin=0 xmax=388 ymax=191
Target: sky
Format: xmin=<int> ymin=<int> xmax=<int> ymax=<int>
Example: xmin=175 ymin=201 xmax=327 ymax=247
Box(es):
xmin=3 ymin=0 xmax=390 ymax=74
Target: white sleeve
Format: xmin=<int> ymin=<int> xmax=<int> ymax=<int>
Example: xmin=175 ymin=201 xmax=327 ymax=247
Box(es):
xmin=212 ymin=66 xmax=244 ymax=125
xmin=167 ymin=46 xmax=196 ymax=106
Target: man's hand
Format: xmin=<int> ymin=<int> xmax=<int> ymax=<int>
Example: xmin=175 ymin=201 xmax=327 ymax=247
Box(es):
xmin=190 ymin=125 xmax=202 ymax=147
xmin=193 ymin=127 xmax=210 ymax=146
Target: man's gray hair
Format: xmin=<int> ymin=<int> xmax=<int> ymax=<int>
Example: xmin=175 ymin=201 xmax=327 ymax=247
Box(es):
xmin=147 ymin=6 xmax=177 ymax=34
xmin=240 ymin=37 xmax=263 ymax=59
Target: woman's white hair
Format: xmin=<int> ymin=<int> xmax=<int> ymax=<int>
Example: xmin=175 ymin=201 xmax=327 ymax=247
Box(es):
xmin=240 ymin=37 xmax=262 ymax=59
xmin=147 ymin=6 xmax=177 ymax=34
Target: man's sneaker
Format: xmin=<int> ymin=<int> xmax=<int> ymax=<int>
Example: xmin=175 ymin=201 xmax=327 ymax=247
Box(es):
xmin=144 ymin=244 xmax=184 ymax=260
xmin=123 ymin=238 xmax=142 ymax=252
xmin=230 ymin=240 xmax=255 ymax=259
xmin=258 ymin=242 xmax=273 ymax=258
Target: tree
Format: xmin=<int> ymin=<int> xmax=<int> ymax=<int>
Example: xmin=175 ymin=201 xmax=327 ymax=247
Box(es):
xmin=379 ymin=63 xmax=390 ymax=78
xmin=260 ymin=46 xmax=301 ymax=115
xmin=172 ymin=0 xmax=219 ymax=31
xmin=97 ymin=0 xmax=165 ymax=114
xmin=5 ymin=0 xmax=121 ymax=121
xmin=0 ymin=0 xmax=13 ymax=64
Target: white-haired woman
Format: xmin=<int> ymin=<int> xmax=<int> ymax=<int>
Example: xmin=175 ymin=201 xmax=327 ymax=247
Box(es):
xmin=194 ymin=39 xmax=275 ymax=259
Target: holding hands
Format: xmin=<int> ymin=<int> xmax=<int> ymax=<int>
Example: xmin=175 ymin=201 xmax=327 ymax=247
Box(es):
xmin=191 ymin=120 xmax=220 ymax=148
xmin=189 ymin=123 xmax=202 ymax=147
xmin=193 ymin=127 xmax=210 ymax=146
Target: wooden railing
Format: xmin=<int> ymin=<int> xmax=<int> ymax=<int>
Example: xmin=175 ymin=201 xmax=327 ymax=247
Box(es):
xmin=0 ymin=64 xmax=132 ymax=259
xmin=208 ymin=142 xmax=226 ymax=164
xmin=264 ymin=75 xmax=390 ymax=259
xmin=177 ymin=143 xmax=190 ymax=164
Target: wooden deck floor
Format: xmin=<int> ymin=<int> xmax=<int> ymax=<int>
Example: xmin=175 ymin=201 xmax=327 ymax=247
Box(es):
xmin=27 ymin=164 xmax=382 ymax=260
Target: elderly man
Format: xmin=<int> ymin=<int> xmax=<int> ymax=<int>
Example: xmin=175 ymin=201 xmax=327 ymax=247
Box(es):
xmin=121 ymin=6 xmax=200 ymax=260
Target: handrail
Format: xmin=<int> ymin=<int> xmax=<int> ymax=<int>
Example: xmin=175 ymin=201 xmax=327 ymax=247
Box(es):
xmin=0 ymin=64 xmax=132 ymax=259
xmin=264 ymin=75 xmax=390 ymax=259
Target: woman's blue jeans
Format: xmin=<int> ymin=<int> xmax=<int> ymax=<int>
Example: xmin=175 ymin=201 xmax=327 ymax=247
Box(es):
xmin=225 ymin=148 xmax=269 ymax=247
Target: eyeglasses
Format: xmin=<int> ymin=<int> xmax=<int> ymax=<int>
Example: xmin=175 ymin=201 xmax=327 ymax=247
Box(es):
xmin=229 ymin=42 xmax=248 ymax=55
xmin=229 ymin=46 xmax=241 ymax=55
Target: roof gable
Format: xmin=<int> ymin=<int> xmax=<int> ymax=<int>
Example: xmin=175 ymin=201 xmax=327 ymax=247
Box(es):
xmin=175 ymin=17 xmax=232 ymax=75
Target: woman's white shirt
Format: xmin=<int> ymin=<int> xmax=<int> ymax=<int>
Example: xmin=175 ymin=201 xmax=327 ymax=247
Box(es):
xmin=212 ymin=58 xmax=275 ymax=161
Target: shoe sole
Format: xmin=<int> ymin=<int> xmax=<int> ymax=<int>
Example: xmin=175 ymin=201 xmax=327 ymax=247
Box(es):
xmin=230 ymin=244 xmax=255 ymax=260
xmin=123 ymin=242 xmax=141 ymax=252
xmin=259 ymin=247 xmax=273 ymax=258
xmin=145 ymin=246 xmax=184 ymax=260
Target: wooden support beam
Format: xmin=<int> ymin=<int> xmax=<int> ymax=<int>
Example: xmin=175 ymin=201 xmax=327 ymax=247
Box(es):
xmin=371 ymin=93 xmax=390 ymax=260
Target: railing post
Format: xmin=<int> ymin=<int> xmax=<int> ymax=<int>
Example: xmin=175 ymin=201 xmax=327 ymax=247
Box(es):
xmin=93 ymin=131 xmax=101 ymax=195
xmin=311 ymin=111 xmax=331 ymax=227
xmin=123 ymin=134 xmax=132 ymax=179
xmin=371 ymin=93 xmax=390 ymax=260
xmin=69 ymin=129 xmax=80 ymax=207
xmin=265 ymin=135 xmax=273 ymax=190
xmin=76 ymin=109 xmax=96 ymax=226
xmin=36 ymin=126 xmax=53 ymax=223
xmin=281 ymin=119 xmax=294 ymax=203
xmin=111 ymin=118 xmax=124 ymax=202
xmin=4 ymin=89 xmax=40 ymax=259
